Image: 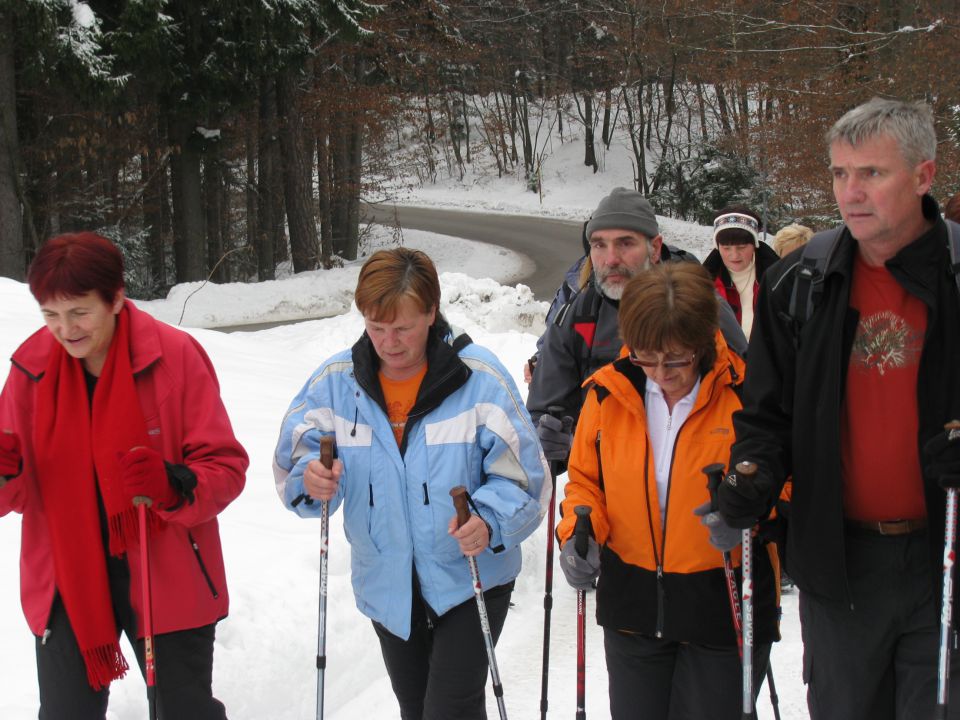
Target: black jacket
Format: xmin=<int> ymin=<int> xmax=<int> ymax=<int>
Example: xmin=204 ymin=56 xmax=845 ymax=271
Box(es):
xmin=731 ymin=195 xmax=960 ymax=607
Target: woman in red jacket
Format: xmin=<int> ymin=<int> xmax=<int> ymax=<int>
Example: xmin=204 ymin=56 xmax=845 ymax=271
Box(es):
xmin=0 ymin=233 xmax=247 ymax=719
xmin=556 ymin=262 xmax=778 ymax=719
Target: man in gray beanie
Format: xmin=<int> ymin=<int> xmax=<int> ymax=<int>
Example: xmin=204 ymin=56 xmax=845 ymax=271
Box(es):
xmin=583 ymin=187 xmax=663 ymax=300
xmin=527 ymin=187 xmax=747 ymax=460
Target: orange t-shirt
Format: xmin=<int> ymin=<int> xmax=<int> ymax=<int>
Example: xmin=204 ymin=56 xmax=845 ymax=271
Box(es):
xmin=840 ymin=252 xmax=927 ymax=522
xmin=379 ymin=365 xmax=428 ymax=446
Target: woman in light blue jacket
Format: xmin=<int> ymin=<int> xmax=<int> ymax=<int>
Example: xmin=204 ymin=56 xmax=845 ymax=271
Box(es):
xmin=274 ymin=248 xmax=549 ymax=719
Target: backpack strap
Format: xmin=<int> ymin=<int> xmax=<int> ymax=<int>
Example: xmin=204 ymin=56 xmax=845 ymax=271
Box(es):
xmin=947 ymin=219 xmax=960 ymax=297
xmin=570 ymin=283 xmax=604 ymax=354
xmin=783 ymin=226 xmax=844 ymax=340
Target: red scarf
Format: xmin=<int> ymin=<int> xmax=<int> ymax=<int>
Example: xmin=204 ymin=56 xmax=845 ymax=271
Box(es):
xmin=34 ymin=304 xmax=153 ymax=689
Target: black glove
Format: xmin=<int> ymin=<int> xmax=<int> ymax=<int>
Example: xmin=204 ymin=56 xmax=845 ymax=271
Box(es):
xmin=559 ymin=536 xmax=600 ymax=590
xmin=923 ymin=424 xmax=960 ymax=489
xmin=164 ymin=461 xmax=197 ymax=510
xmin=537 ymin=413 xmax=574 ymax=461
xmin=0 ymin=430 xmax=22 ymax=480
xmin=717 ymin=463 xmax=775 ymax=530
xmin=693 ymin=500 xmax=742 ymax=552
xmin=758 ymin=499 xmax=790 ymax=572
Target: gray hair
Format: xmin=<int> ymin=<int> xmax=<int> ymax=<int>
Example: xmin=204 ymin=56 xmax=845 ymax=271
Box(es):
xmin=826 ymin=97 xmax=936 ymax=166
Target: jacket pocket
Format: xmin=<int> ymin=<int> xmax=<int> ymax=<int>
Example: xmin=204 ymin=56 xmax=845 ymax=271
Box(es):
xmin=188 ymin=531 xmax=219 ymax=599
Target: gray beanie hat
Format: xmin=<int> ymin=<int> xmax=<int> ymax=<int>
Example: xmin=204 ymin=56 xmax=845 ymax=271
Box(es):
xmin=585 ymin=187 xmax=659 ymax=241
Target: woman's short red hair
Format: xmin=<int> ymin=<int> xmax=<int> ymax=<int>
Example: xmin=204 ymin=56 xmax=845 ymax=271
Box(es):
xmin=27 ymin=232 xmax=125 ymax=305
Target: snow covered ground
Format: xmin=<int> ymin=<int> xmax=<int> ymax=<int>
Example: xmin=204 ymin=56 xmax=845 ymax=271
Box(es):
xmin=0 ymin=224 xmax=806 ymax=719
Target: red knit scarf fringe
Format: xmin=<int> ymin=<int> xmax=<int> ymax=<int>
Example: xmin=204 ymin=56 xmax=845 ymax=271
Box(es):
xmin=84 ymin=642 xmax=131 ymax=691
xmin=108 ymin=504 xmax=163 ymax=557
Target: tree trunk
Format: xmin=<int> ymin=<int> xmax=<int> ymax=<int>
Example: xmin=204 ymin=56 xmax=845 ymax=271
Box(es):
xmin=508 ymin=90 xmax=519 ymax=164
xmin=204 ymin=146 xmax=225 ymax=282
xmin=601 ymin=88 xmax=612 ymax=149
xmin=444 ymin=94 xmax=464 ymax=180
xmin=0 ymin=8 xmax=24 ymax=279
xmin=461 ymin=90 xmax=470 ymax=165
xmin=330 ymin=109 xmax=350 ymax=258
xmin=141 ymin=140 xmax=165 ymax=290
xmin=245 ymin=117 xmax=258 ymax=276
xmin=317 ymin=115 xmax=333 ymax=267
xmin=518 ymin=93 xmax=533 ymax=177
xmin=168 ymin=116 xmax=206 ymax=282
xmin=716 ymin=83 xmax=732 ymax=135
xmin=256 ymin=74 xmax=281 ymax=280
xmin=343 ymin=112 xmax=362 ymax=262
xmin=277 ymin=68 xmax=319 ymax=273
xmin=582 ymin=92 xmax=598 ymax=172
xmin=623 ymin=85 xmax=647 ymax=194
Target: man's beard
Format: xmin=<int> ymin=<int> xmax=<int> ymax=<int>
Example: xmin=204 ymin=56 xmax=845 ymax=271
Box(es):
xmin=596 ymin=258 xmax=651 ymax=300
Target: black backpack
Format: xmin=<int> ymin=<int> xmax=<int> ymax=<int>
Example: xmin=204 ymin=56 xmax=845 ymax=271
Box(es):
xmin=783 ymin=219 xmax=960 ymax=339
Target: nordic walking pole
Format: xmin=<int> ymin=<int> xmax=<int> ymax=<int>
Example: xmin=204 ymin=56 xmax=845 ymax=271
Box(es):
xmin=132 ymin=495 xmax=157 ymax=720
xmin=316 ymin=435 xmax=335 ymax=720
xmin=451 ymin=485 xmax=508 ymax=720
xmin=936 ymin=420 xmax=960 ymax=719
xmin=540 ymin=404 xmax=566 ymax=720
xmin=737 ymin=461 xmax=757 ymax=720
xmin=705 ymin=464 xmax=781 ymax=720
xmin=735 ymin=460 xmax=759 ymax=720
xmin=766 ymin=665 xmax=782 ymax=720
xmin=573 ymin=505 xmax=593 ymax=720
xmin=704 ymin=464 xmax=744 ymax=656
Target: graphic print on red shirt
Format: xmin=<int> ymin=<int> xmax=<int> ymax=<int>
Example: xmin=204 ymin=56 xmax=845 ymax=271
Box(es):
xmin=841 ymin=251 xmax=927 ymax=522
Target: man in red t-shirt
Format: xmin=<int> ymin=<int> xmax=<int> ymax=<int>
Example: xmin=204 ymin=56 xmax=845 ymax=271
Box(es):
xmin=719 ymin=97 xmax=960 ymax=719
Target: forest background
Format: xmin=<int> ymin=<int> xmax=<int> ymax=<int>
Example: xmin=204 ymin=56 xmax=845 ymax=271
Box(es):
xmin=2 ymin=0 xmax=959 ymax=297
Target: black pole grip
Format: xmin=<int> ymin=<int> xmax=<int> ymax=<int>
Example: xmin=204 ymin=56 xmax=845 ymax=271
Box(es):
xmin=547 ymin=404 xmax=565 ymax=418
xmin=702 ymin=463 xmax=726 ymax=512
xmin=573 ymin=505 xmax=593 ymax=560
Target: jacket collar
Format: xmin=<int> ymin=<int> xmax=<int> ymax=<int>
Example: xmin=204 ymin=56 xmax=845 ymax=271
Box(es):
xmin=11 ymin=300 xmax=162 ymax=381
xmin=828 ymin=194 xmax=945 ymax=283
xmin=351 ymin=316 xmax=473 ymax=419
xmin=585 ymin=332 xmax=744 ymax=422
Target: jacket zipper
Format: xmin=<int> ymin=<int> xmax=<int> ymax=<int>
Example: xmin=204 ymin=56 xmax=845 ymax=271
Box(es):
xmin=648 ymin=397 xmax=710 ymax=637
xmin=189 ymin=532 xmax=219 ymax=599
xmin=595 ymin=430 xmax=604 ymax=491
xmin=641 ymin=443 xmax=667 ymax=638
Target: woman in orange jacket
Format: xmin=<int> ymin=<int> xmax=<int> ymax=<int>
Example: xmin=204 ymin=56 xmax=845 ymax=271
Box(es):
xmin=556 ymin=262 xmax=778 ymax=719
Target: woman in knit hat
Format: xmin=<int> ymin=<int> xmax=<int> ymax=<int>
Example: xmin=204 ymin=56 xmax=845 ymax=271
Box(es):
xmin=702 ymin=205 xmax=780 ymax=342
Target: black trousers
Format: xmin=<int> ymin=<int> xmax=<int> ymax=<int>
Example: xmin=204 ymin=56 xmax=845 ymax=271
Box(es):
xmin=603 ymin=628 xmax=772 ymax=720
xmin=800 ymin=527 xmax=960 ymax=720
xmin=35 ymin=553 xmax=227 ymax=720
xmin=374 ymin=580 xmax=513 ymax=720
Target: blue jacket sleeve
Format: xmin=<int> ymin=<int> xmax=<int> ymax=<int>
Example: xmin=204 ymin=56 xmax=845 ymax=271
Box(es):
xmin=273 ymin=368 xmax=345 ymax=518
xmin=465 ymin=354 xmax=550 ymax=550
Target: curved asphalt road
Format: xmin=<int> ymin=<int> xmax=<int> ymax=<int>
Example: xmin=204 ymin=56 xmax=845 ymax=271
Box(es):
xmin=221 ymin=205 xmax=583 ymax=332
xmin=362 ymin=203 xmax=584 ymax=302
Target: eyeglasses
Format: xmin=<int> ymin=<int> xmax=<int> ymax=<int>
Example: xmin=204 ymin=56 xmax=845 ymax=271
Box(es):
xmin=628 ymin=350 xmax=697 ymax=369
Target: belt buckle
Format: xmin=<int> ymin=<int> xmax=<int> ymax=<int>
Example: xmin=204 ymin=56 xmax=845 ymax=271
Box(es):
xmin=877 ymin=519 xmax=916 ymax=536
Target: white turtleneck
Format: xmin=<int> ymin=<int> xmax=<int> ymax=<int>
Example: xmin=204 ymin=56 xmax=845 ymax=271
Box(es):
xmin=729 ymin=258 xmax=756 ymax=341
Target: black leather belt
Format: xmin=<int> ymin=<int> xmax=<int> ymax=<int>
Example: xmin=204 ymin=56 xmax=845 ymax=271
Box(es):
xmin=846 ymin=518 xmax=928 ymax=536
